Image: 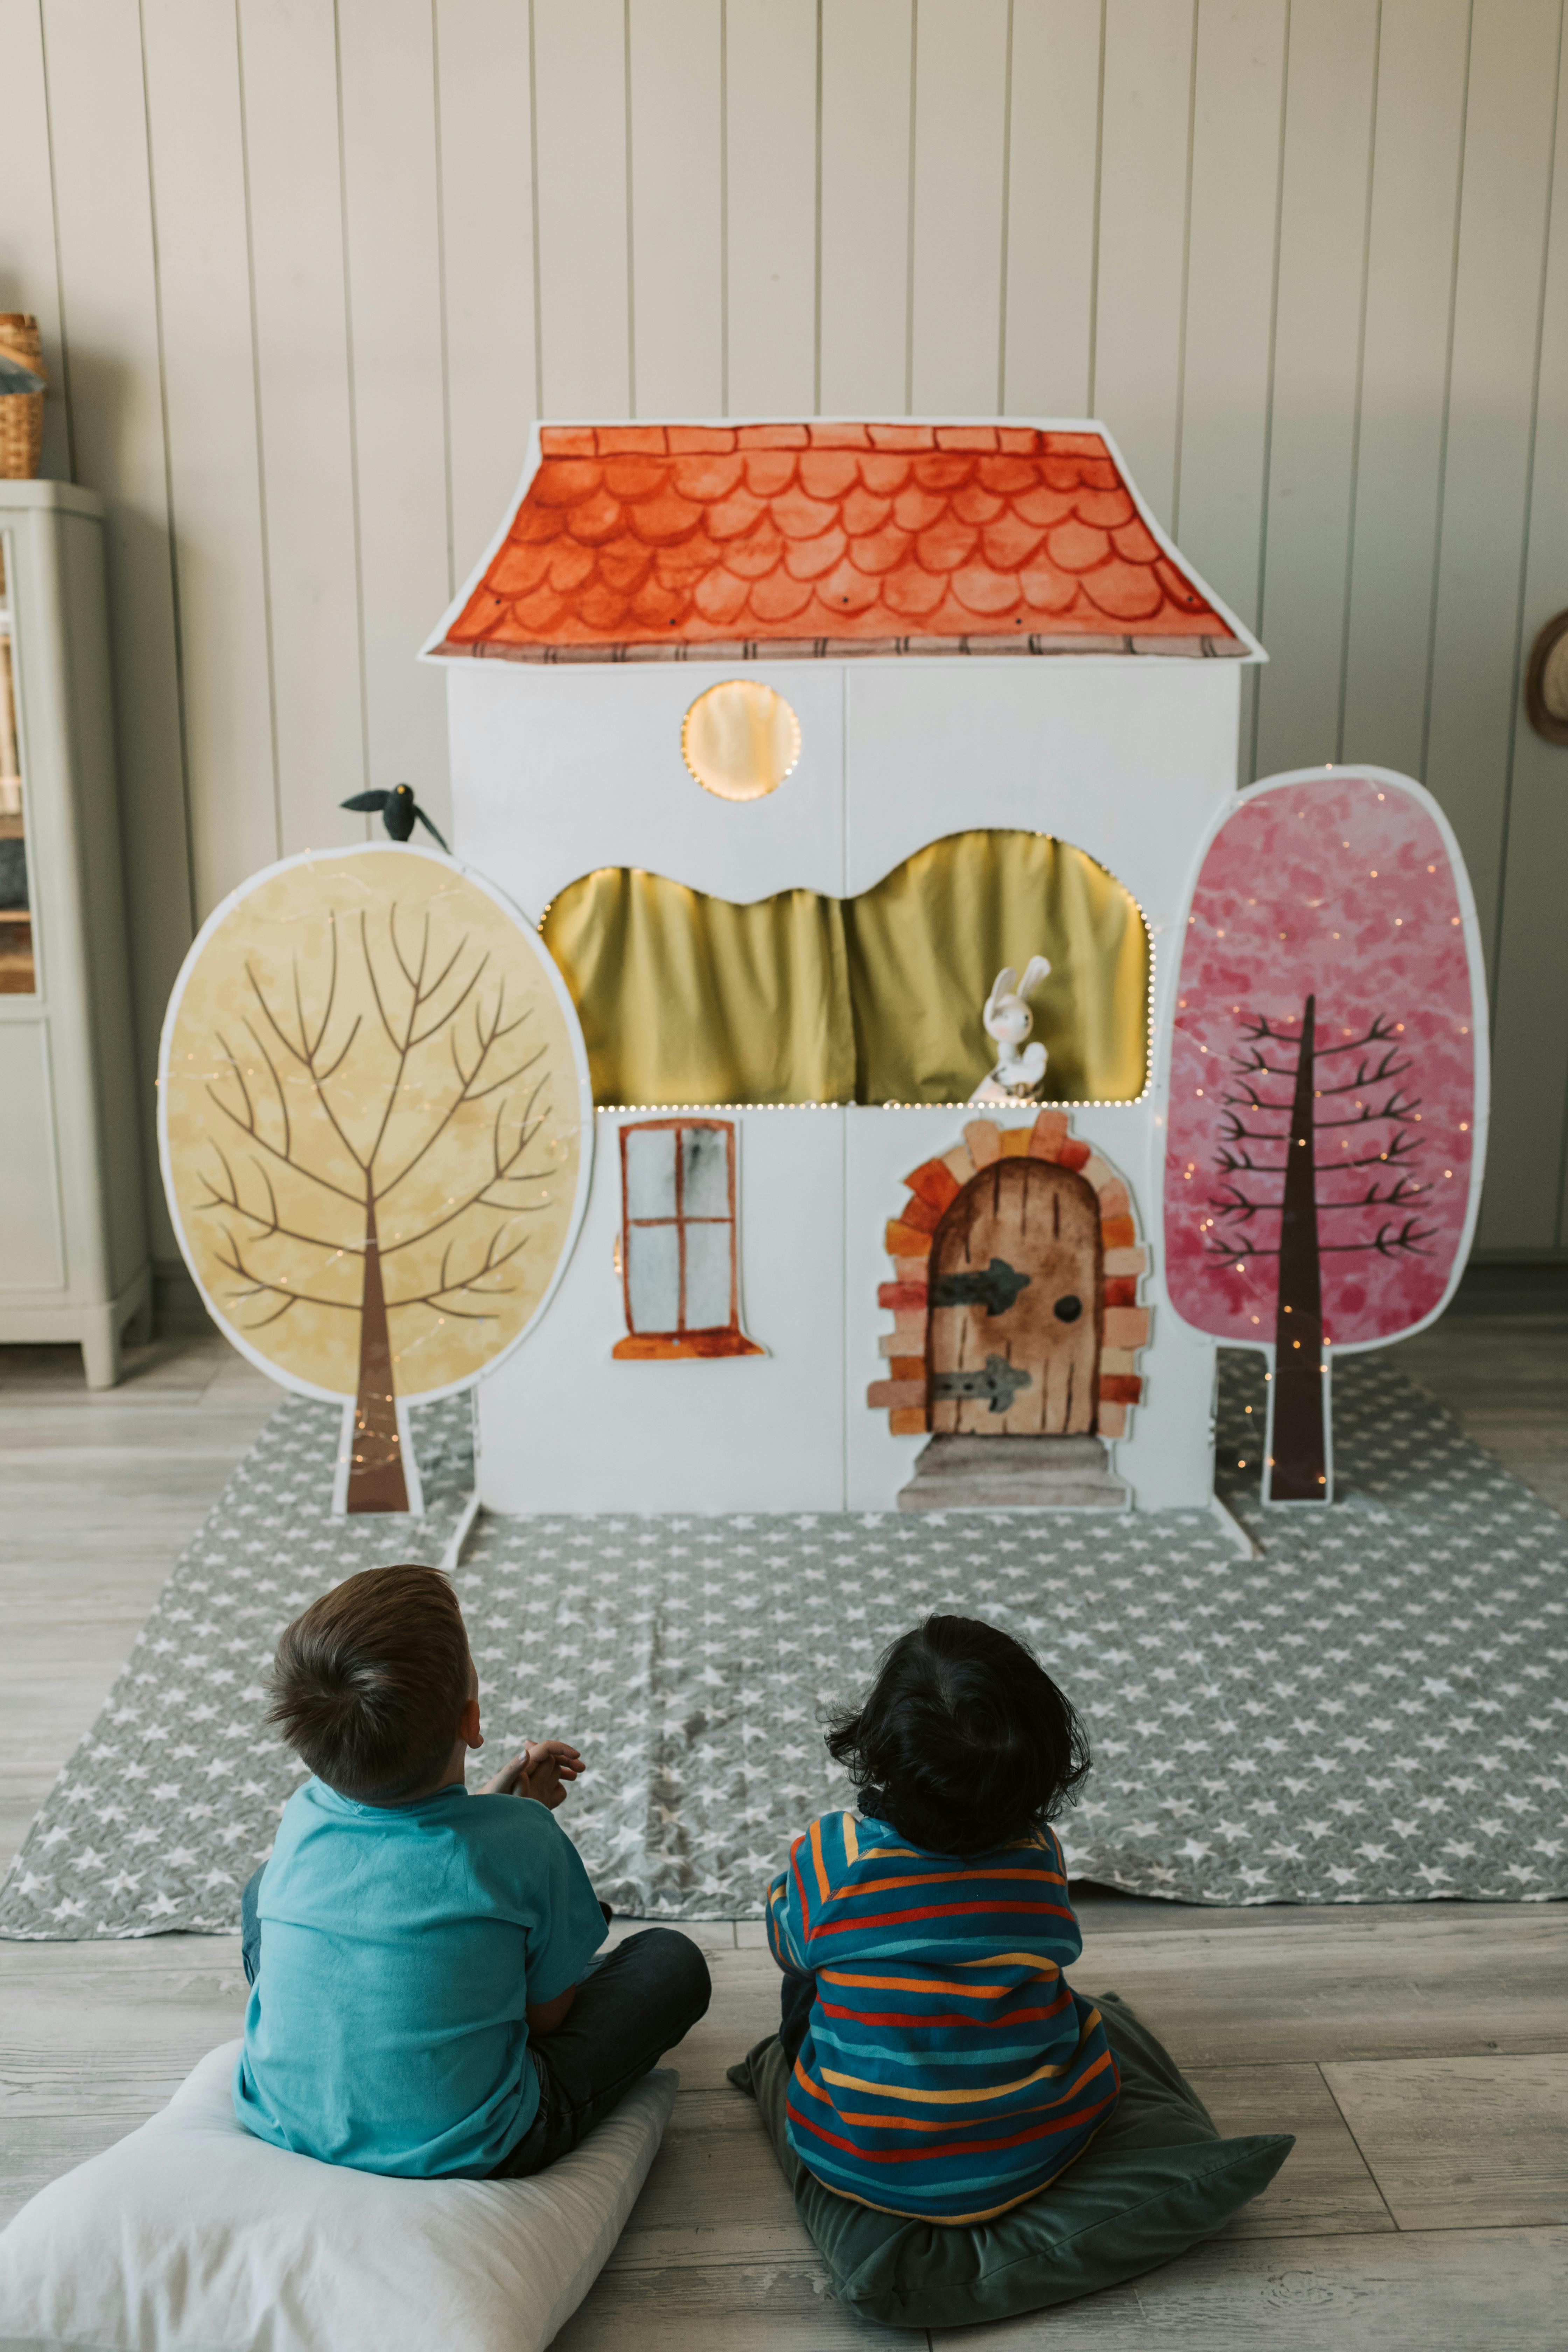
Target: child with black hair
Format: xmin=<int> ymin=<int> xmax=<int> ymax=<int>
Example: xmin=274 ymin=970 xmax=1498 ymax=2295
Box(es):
xmin=758 ymin=1613 xmax=1118 ymax=2224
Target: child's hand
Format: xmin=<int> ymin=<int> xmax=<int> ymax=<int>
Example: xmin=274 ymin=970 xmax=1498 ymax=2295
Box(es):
xmin=478 ymin=1752 xmax=532 ymax=1798
xmin=520 ymin=1739 xmax=584 ymax=1811
xmin=481 ymin=1740 xmax=584 ymax=1804
xmin=480 ymin=1740 xmax=584 ymax=1808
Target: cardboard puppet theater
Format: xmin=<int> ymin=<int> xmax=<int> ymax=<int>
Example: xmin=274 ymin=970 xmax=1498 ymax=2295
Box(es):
xmin=160 ymin=420 xmax=1489 ymax=1526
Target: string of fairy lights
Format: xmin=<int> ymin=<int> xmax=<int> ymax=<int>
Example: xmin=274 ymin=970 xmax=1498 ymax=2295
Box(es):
xmin=537 ymin=843 xmax=1162 ymax=1119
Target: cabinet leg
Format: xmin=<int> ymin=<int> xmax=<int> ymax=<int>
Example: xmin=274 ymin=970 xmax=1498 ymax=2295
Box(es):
xmin=80 ymin=1306 xmax=122 ymax=1390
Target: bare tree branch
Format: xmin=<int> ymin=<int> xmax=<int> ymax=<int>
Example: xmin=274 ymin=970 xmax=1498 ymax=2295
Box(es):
xmin=304 ymin=911 xmax=338 ymax=1063
xmin=196 ymin=1151 xmax=366 ymax=1259
xmin=1232 ymin=1009 xmax=1404 ymax=1062
xmin=1312 ymin=1013 xmax=1405 ymax=1059
xmin=360 ymin=902 xmax=432 ymax=1176
xmin=1315 ymin=1177 xmax=1427 ymax=1210
xmin=315 ymin=1015 xmax=364 ymax=1085
xmin=379 ymin=1070 xmax=552 ymax=1254
xmin=197 ymin=893 xmax=562 ymax=1367
xmin=212 ymin=1031 xmax=257 ymax=1134
xmin=239 ymin=1017 xmax=292 ymax=1158
xmin=359 ymin=912 xmax=402 ymax=1052
xmin=1308 ymin=1047 xmax=1414 ymax=1097
xmin=1205 ymin=1217 xmax=1436 ymax=1263
xmin=1207 ymin=1182 xmax=1275 ymax=1224
xmin=1217 ymin=1113 xmax=1295 ymax=1146
xmin=210 ymin=1227 xmax=363 ymax=1317
xmin=204 ymin=1070 xmax=365 ymax=1206
xmin=387 ymin=902 xmax=422 ymax=993
xmin=466 ymin=1041 xmax=545 ymax=1105
xmin=1211 ymin=1172 xmax=1427 ymax=1223
xmin=1329 ymin=1129 xmax=1423 ymax=1171
xmin=247 ymin=956 xmax=368 ymax=1173
xmin=1312 ymin=1088 xmax=1422 ymax=1131
xmin=1220 ymin=1088 xmax=1295 ymax=1119
xmin=376 ymin=994 xmax=542 ymax=1201
xmin=408 ymin=945 xmax=489 ymax=1049
xmin=389 ymin=1218 xmax=532 ymax=1315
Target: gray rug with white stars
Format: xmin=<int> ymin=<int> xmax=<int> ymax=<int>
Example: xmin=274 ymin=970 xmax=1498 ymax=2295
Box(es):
xmin=1 ymin=1352 xmax=1564 ymax=1938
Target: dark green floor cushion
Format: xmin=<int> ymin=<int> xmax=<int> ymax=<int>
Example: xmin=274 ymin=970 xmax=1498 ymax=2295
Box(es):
xmin=727 ymin=1991 xmax=1293 ymax=2331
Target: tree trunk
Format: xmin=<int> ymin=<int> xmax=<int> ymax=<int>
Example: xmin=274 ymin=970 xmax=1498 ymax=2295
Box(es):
xmin=346 ymin=1187 xmax=410 ymax=1513
xmin=1268 ymin=992 xmax=1329 ymax=1502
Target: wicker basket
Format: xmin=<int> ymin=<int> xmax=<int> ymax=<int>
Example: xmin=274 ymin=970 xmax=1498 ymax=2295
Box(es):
xmin=0 ymin=314 xmax=46 ymax=480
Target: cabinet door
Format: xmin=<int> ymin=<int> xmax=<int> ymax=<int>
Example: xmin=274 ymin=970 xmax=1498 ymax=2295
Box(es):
xmin=0 ymin=1021 xmax=64 ymax=1288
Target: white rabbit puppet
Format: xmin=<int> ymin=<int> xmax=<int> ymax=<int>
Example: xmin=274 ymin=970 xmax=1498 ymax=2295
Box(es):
xmin=968 ymin=958 xmax=1052 ymax=1104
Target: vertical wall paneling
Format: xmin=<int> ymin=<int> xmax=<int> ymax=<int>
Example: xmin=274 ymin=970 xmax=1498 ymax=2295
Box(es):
xmin=1484 ymin=12 xmax=1568 ymax=1251
xmin=140 ymin=0 xmax=278 ymax=911
xmin=629 ymin=0 xmax=724 ymax=416
xmin=10 ymin=1 xmax=1568 ymax=1261
xmin=336 ymin=0 xmax=454 ymax=840
xmin=723 ymin=0 xmax=819 ymax=416
xmin=40 ymin=0 xmax=193 ymax=1261
xmin=531 ymin=0 xmax=632 ymax=415
xmin=1423 ymin=0 xmax=1562 ymax=974
xmin=818 ymin=0 xmax=914 ymax=413
xmin=434 ymin=0 xmax=540 ymax=586
xmin=1250 ymin=0 xmax=1380 ymax=779
xmin=236 ymin=0 xmax=367 ymax=862
xmin=1091 ymin=0 xmax=1198 ymax=527
xmin=1001 ymin=0 xmax=1104 ymax=418
xmin=1174 ymin=0 xmax=1288 ymax=763
xmin=908 ymin=0 xmax=1010 ymax=413
xmin=0 ymin=0 xmax=71 ymax=480
xmin=1338 ymin=0 xmax=1473 ymax=779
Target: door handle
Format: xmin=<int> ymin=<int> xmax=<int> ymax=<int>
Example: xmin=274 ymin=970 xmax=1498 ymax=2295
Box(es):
xmin=931 ymin=1257 xmax=1031 ymax=1316
xmin=930 ymin=1354 xmax=1033 ymax=1415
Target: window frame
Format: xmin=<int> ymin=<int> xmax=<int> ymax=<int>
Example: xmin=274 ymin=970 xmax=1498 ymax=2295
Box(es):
xmin=612 ymin=1116 xmax=762 ymax=1360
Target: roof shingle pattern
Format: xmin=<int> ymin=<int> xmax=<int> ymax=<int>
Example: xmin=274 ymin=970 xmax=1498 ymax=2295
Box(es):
xmin=436 ymin=423 xmax=1240 ymax=662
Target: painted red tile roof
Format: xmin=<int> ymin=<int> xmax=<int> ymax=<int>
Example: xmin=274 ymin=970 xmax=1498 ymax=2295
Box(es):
xmin=431 ymin=422 xmax=1245 ymax=662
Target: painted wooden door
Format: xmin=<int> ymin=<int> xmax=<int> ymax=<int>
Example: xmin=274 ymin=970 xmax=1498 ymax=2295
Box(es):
xmin=927 ymin=1159 xmax=1102 ymax=1435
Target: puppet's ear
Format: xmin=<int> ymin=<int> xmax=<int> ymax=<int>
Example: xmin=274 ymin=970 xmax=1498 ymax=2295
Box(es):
xmin=988 ymin=967 xmax=1018 ymax=1015
xmin=1019 ymin=955 xmax=1052 ymax=996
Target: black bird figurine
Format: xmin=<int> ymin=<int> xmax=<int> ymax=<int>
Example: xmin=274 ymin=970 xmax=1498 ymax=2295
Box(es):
xmin=340 ymin=782 xmax=450 ymax=853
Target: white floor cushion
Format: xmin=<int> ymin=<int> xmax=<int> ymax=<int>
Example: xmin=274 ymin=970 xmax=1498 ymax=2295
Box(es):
xmin=0 ymin=2039 xmax=676 ymax=2352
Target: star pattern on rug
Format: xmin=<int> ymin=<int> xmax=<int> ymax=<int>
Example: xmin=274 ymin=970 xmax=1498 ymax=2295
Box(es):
xmin=0 ymin=1354 xmax=1562 ymax=1938
xmin=0 ymin=1395 xmax=475 ymax=1939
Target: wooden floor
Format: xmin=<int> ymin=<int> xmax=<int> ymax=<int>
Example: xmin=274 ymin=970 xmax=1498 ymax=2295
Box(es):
xmin=2 ymin=1299 xmax=1565 ymax=2347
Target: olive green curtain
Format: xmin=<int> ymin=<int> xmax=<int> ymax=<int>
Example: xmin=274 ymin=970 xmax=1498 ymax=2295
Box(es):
xmin=541 ymin=829 xmax=1148 ymax=1108
xmin=543 ymin=865 xmax=855 ymax=1105
xmin=845 ymin=830 xmax=1149 ymax=1103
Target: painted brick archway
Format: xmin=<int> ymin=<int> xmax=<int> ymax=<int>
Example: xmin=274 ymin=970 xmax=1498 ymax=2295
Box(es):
xmin=868 ymin=1110 xmax=1150 ymax=1439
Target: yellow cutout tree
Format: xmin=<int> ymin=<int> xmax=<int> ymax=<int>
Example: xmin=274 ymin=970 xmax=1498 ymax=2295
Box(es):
xmin=161 ymin=849 xmax=589 ymax=1511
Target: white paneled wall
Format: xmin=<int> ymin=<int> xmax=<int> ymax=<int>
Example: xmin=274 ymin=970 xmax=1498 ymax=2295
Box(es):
xmin=0 ymin=0 xmax=1564 ymax=1261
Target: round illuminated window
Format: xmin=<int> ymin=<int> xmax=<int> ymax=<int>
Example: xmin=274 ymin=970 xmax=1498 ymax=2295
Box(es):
xmin=681 ymin=680 xmax=800 ymax=801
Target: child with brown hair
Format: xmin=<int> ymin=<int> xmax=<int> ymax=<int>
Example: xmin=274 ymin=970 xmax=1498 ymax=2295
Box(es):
xmin=236 ymin=1563 xmax=709 ymax=2178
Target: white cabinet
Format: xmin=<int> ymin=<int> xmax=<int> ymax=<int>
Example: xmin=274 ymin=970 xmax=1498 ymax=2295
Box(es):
xmin=0 ymin=482 xmax=148 ymax=1383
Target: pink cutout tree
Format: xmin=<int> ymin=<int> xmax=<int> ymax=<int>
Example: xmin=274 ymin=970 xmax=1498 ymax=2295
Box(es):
xmin=1162 ymin=771 xmax=1485 ymax=1503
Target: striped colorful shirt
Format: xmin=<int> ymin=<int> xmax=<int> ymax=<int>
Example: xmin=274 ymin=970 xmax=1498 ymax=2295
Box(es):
xmin=765 ymin=1811 xmax=1118 ymax=2223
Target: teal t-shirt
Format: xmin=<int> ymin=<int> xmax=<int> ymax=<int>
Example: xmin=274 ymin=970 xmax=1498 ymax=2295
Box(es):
xmin=233 ymin=1778 xmax=607 ymax=2176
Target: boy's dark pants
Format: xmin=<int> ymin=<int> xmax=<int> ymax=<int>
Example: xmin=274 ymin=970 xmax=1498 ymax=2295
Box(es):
xmin=239 ymin=1868 xmax=711 ymax=2180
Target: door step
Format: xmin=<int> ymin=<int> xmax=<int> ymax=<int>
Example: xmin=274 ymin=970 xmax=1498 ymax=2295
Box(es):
xmin=896 ymin=1433 xmax=1128 ymax=1513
